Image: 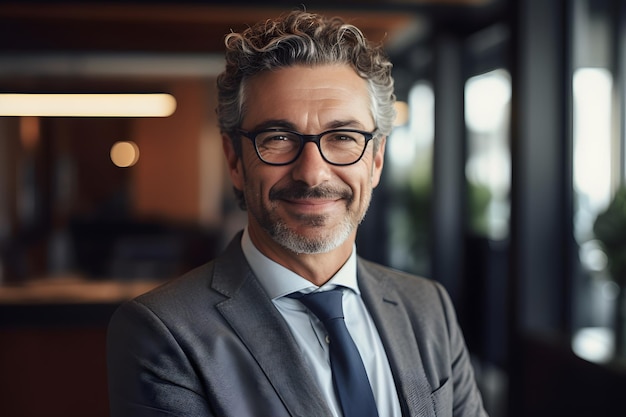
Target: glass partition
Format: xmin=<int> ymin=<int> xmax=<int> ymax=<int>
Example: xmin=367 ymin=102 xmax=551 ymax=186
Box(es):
xmin=464 ymin=68 xmax=512 ymax=242
xmin=386 ymin=81 xmax=435 ymax=277
xmin=570 ymin=0 xmax=625 ymax=362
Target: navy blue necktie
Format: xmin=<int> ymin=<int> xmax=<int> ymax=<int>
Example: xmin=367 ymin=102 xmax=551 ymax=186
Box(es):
xmin=295 ymin=288 xmax=379 ymax=417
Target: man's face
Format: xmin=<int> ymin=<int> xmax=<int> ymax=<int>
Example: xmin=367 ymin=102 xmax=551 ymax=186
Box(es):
xmin=224 ymin=64 xmax=385 ymax=256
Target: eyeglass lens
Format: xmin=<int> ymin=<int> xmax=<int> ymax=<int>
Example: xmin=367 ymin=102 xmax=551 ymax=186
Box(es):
xmin=254 ymin=130 xmax=368 ymax=165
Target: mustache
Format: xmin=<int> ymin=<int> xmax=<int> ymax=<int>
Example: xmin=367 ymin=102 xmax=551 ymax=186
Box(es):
xmin=269 ymin=182 xmax=352 ymax=201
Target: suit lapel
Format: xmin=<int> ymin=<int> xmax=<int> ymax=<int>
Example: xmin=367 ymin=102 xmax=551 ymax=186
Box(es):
xmin=212 ymin=236 xmax=332 ymax=417
xmin=357 ymin=259 xmax=436 ymax=417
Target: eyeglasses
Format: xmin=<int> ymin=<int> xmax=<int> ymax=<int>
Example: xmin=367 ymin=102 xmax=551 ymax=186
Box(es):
xmin=238 ymin=128 xmax=376 ymax=166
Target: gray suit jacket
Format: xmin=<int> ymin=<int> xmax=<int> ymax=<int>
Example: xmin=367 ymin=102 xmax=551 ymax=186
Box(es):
xmin=107 ymin=233 xmax=487 ymax=417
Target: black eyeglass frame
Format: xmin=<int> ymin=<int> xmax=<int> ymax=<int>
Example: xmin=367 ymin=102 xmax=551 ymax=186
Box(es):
xmin=237 ymin=128 xmax=377 ymax=166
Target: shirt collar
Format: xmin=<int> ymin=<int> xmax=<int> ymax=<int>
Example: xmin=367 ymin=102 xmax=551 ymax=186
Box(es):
xmin=241 ymin=227 xmax=359 ymax=300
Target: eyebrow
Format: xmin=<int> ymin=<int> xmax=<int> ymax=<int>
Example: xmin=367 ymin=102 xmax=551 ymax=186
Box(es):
xmin=249 ymin=119 xmax=296 ymax=132
xmin=248 ymin=119 xmax=369 ymax=132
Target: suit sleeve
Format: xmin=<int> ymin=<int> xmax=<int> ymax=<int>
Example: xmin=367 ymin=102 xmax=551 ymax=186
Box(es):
xmin=435 ymin=283 xmax=489 ymax=417
xmin=106 ymin=300 xmax=214 ymax=417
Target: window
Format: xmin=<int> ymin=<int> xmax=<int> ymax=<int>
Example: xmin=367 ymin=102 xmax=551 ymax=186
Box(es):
xmin=464 ymin=69 xmax=512 ymax=241
xmin=570 ymin=0 xmax=624 ymax=363
xmin=386 ymin=81 xmax=435 ymax=276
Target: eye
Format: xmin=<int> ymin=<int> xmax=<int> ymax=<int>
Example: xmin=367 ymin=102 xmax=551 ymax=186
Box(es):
xmin=326 ymin=131 xmax=360 ymax=144
xmin=267 ymin=134 xmax=291 ymax=142
xmin=261 ymin=133 xmax=293 ymax=141
xmin=256 ymin=132 xmax=300 ymax=150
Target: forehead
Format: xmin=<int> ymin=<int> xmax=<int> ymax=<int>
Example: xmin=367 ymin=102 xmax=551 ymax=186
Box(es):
xmin=242 ymin=64 xmax=374 ymax=130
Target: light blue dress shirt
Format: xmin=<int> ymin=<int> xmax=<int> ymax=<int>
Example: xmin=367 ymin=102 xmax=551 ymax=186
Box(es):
xmin=241 ymin=228 xmax=402 ymax=417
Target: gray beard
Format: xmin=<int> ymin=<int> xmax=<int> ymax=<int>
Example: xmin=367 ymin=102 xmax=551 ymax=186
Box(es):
xmin=267 ymin=213 xmax=356 ymax=254
xmin=244 ymin=178 xmax=372 ymax=255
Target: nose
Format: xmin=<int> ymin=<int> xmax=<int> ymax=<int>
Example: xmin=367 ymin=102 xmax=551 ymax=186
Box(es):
xmin=290 ymin=142 xmax=332 ymax=187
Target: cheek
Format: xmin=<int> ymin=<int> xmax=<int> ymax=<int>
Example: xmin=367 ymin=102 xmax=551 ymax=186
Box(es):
xmin=243 ymin=161 xmax=289 ymax=199
xmin=338 ymin=168 xmax=372 ymax=204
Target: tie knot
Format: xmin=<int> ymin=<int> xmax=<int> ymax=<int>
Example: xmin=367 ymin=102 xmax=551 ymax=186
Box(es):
xmin=294 ymin=288 xmax=345 ymax=323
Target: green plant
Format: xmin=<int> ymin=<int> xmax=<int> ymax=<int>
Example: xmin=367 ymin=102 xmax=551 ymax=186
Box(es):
xmin=594 ymin=186 xmax=626 ymax=287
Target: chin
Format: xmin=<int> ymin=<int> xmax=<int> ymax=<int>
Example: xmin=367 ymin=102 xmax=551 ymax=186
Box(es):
xmin=271 ymin=221 xmax=354 ymax=255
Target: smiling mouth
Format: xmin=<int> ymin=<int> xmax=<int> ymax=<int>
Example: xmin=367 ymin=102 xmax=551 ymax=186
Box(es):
xmin=286 ymin=197 xmax=340 ymax=205
xmin=281 ymin=198 xmax=343 ymax=218
xmin=270 ymin=183 xmax=352 ymax=203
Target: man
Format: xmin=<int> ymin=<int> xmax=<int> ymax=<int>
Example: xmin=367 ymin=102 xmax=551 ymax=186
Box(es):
xmin=107 ymin=10 xmax=488 ymax=417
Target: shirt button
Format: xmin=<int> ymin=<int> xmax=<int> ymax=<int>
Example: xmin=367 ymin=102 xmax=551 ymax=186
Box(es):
xmin=325 ymin=335 xmax=331 ymax=344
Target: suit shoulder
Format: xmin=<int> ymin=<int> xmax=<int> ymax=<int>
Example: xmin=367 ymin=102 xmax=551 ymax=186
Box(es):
xmin=358 ymin=257 xmax=439 ymax=287
xmin=357 ymin=257 xmax=449 ymax=305
xmin=132 ymin=260 xmax=220 ymax=311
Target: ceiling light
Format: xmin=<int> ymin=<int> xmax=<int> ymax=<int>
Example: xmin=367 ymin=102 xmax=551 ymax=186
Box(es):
xmin=110 ymin=141 xmax=140 ymax=167
xmin=0 ymin=93 xmax=176 ymax=117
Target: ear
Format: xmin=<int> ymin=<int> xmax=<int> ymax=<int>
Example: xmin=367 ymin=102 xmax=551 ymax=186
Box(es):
xmin=371 ymin=136 xmax=386 ymax=188
xmin=222 ymin=134 xmax=244 ymax=191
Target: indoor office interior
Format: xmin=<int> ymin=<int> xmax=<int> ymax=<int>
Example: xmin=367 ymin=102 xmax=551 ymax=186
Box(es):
xmin=1 ymin=0 xmax=626 ymax=416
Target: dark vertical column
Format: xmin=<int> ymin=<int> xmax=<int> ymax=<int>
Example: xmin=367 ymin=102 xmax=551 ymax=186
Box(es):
xmin=511 ymin=0 xmax=569 ymax=341
xmin=508 ymin=0 xmax=570 ymax=415
xmin=432 ymin=34 xmax=466 ymax=305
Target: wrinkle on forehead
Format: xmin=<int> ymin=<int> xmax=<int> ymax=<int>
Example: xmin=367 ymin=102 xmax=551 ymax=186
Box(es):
xmin=242 ymin=64 xmax=375 ymax=133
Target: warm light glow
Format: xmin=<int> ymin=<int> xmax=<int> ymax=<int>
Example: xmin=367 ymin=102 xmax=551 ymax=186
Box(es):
xmin=110 ymin=141 xmax=140 ymax=167
xmin=0 ymin=93 xmax=176 ymax=117
xmin=19 ymin=116 xmax=40 ymax=150
xmin=393 ymin=101 xmax=409 ymax=126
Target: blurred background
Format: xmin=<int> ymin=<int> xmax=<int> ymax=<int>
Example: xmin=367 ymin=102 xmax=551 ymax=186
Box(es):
xmin=1 ymin=0 xmax=625 ymax=416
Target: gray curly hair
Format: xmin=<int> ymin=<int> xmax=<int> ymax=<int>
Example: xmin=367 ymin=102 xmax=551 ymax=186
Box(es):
xmin=216 ymin=10 xmax=396 ymax=156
